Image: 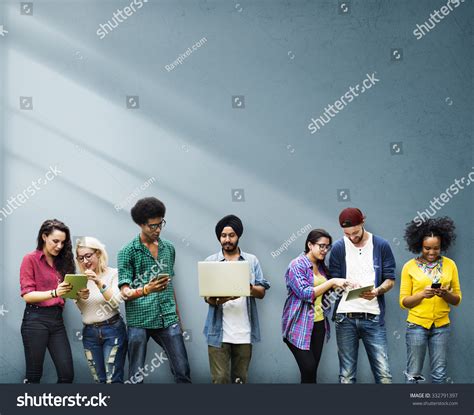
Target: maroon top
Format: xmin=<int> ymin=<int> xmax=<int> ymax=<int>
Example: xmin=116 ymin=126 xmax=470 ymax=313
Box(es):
xmin=20 ymin=250 xmax=65 ymax=307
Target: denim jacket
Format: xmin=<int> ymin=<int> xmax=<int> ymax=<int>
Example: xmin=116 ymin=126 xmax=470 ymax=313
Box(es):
xmin=203 ymin=249 xmax=270 ymax=347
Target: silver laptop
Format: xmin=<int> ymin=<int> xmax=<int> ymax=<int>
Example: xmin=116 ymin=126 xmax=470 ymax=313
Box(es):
xmin=198 ymin=261 xmax=251 ymax=297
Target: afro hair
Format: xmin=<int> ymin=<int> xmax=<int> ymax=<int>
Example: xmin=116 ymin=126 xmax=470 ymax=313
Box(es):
xmin=404 ymin=216 xmax=456 ymax=254
xmin=131 ymin=197 xmax=166 ymax=225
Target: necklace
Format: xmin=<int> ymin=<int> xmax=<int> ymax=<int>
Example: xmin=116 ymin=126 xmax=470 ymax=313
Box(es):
xmin=416 ymin=257 xmax=442 ymax=283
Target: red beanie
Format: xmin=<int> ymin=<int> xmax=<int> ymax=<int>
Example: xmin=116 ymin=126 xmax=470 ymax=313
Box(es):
xmin=339 ymin=208 xmax=365 ymax=228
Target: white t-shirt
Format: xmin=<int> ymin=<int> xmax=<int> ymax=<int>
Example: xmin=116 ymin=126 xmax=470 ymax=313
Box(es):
xmin=337 ymin=233 xmax=380 ymax=315
xmin=75 ymin=267 xmax=122 ymax=324
xmin=222 ymin=297 xmax=251 ymax=344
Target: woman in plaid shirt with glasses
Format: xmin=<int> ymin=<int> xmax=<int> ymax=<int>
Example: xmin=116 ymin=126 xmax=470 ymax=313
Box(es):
xmin=282 ymin=229 xmax=348 ymax=383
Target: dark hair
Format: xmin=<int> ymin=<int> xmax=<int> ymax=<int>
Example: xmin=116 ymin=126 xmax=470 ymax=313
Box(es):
xmin=304 ymin=229 xmax=332 ymax=253
xmin=36 ymin=219 xmax=75 ymax=277
xmin=304 ymin=228 xmax=333 ymax=277
xmin=404 ymin=216 xmax=456 ymax=254
xmin=131 ymin=197 xmax=166 ymax=225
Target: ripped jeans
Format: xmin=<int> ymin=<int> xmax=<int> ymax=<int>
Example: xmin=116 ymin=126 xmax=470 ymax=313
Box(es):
xmin=82 ymin=315 xmax=128 ymax=383
xmin=405 ymin=322 xmax=450 ymax=384
xmin=335 ymin=313 xmax=392 ymax=384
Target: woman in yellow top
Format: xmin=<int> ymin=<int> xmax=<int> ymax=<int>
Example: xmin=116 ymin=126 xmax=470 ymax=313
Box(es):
xmin=399 ymin=217 xmax=461 ymax=383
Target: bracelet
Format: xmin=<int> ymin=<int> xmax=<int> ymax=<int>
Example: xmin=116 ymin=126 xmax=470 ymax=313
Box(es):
xmin=51 ymin=290 xmax=55 ymax=298
xmin=143 ymin=285 xmax=148 ymax=296
xmin=99 ymin=284 xmax=108 ymax=294
xmin=137 ymin=287 xmax=144 ymax=297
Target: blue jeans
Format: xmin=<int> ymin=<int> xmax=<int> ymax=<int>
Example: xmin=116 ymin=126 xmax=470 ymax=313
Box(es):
xmin=82 ymin=316 xmax=128 ymax=383
xmin=127 ymin=323 xmax=191 ymax=383
xmin=405 ymin=322 xmax=450 ymax=384
xmin=335 ymin=313 xmax=392 ymax=383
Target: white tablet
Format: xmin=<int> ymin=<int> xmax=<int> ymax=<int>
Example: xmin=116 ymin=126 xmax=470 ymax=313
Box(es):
xmin=346 ymin=285 xmax=374 ymax=301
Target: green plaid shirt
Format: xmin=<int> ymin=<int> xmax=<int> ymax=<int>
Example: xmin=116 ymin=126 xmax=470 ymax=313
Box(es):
xmin=118 ymin=235 xmax=178 ymax=329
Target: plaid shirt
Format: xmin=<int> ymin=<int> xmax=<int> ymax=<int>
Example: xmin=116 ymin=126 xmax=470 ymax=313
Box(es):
xmin=118 ymin=235 xmax=178 ymax=329
xmin=281 ymin=254 xmax=331 ymax=350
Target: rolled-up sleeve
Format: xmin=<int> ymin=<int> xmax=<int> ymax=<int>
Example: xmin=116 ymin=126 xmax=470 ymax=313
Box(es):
xmin=286 ymin=263 xmax=313 ymax=303
xmin=118 ymin=248 xmax=134 ymax=288
xmin=20 ymin=255 xmax=36 ymax=296
xmin=253 ymin=258 xmax=270 ymax=290
xmin=381 ymin=241 xmax=396 ymax=280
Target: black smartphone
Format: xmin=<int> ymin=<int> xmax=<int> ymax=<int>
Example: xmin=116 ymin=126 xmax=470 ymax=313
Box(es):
xmin=431 ymin=283 xmax=441 ymax=289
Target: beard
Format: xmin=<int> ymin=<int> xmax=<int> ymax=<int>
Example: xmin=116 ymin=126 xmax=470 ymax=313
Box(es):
xmin=350 ymin=228 xmax=364 ymax=244
xmin=222 ymin=242 xmax=238 ymax=252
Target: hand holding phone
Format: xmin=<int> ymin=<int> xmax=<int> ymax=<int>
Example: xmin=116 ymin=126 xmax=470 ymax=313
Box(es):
xmin=150 ymin=273 xmax=169 ymax=282
xmin=147 ymin=273 xmax=170 ymax=293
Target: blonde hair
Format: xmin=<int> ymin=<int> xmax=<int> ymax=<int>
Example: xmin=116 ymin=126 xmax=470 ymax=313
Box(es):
xmin=75 ymin=236 xmax=109 ymax=276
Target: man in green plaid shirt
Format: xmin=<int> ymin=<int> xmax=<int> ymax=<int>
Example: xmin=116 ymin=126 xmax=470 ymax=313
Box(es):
xmin=118 ymin=197 xmax=191 ymax=383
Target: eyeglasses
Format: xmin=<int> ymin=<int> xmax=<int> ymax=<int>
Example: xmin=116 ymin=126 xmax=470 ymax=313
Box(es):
xmin=314 ymin=243 xmax=332 ymax=252
xmin=77 ymin=252 xmax=96 ymax=263
xmin=147 ymin=220 xmax=166 ymax=231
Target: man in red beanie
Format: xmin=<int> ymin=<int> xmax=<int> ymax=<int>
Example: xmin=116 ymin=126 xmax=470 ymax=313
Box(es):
xmin=329 ymin=208 xmax=396 ymax=383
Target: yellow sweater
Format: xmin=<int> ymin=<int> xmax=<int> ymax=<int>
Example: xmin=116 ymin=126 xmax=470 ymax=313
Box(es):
xmin=399 ymin=256 xmax=462 ymax=329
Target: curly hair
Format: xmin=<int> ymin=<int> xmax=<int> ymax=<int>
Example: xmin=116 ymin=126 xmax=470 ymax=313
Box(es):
xmin=131 ymin=197 xmax=166 ymax=225
xmin=36 ymin=219 xmax=75 ymax=277
xmin=404 ymin=216 xmax=456 ymax=254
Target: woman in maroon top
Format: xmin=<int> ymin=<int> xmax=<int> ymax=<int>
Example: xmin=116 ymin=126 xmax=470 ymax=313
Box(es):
xmin=20 ymin=219 xmax=76 ymax=383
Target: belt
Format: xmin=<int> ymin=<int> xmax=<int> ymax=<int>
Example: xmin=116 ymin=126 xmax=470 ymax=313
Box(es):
xmin=343 ymin=312 xmax=377 ymax=319
xmin=85 ymin=314 xmax=122 ymax=327
xmin=26 ymin=304 xmax=63 ymax=311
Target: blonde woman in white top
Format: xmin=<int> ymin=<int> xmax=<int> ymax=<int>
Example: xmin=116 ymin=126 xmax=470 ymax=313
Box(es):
xmin=74 ymin=237 xmax=127 ymax=383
